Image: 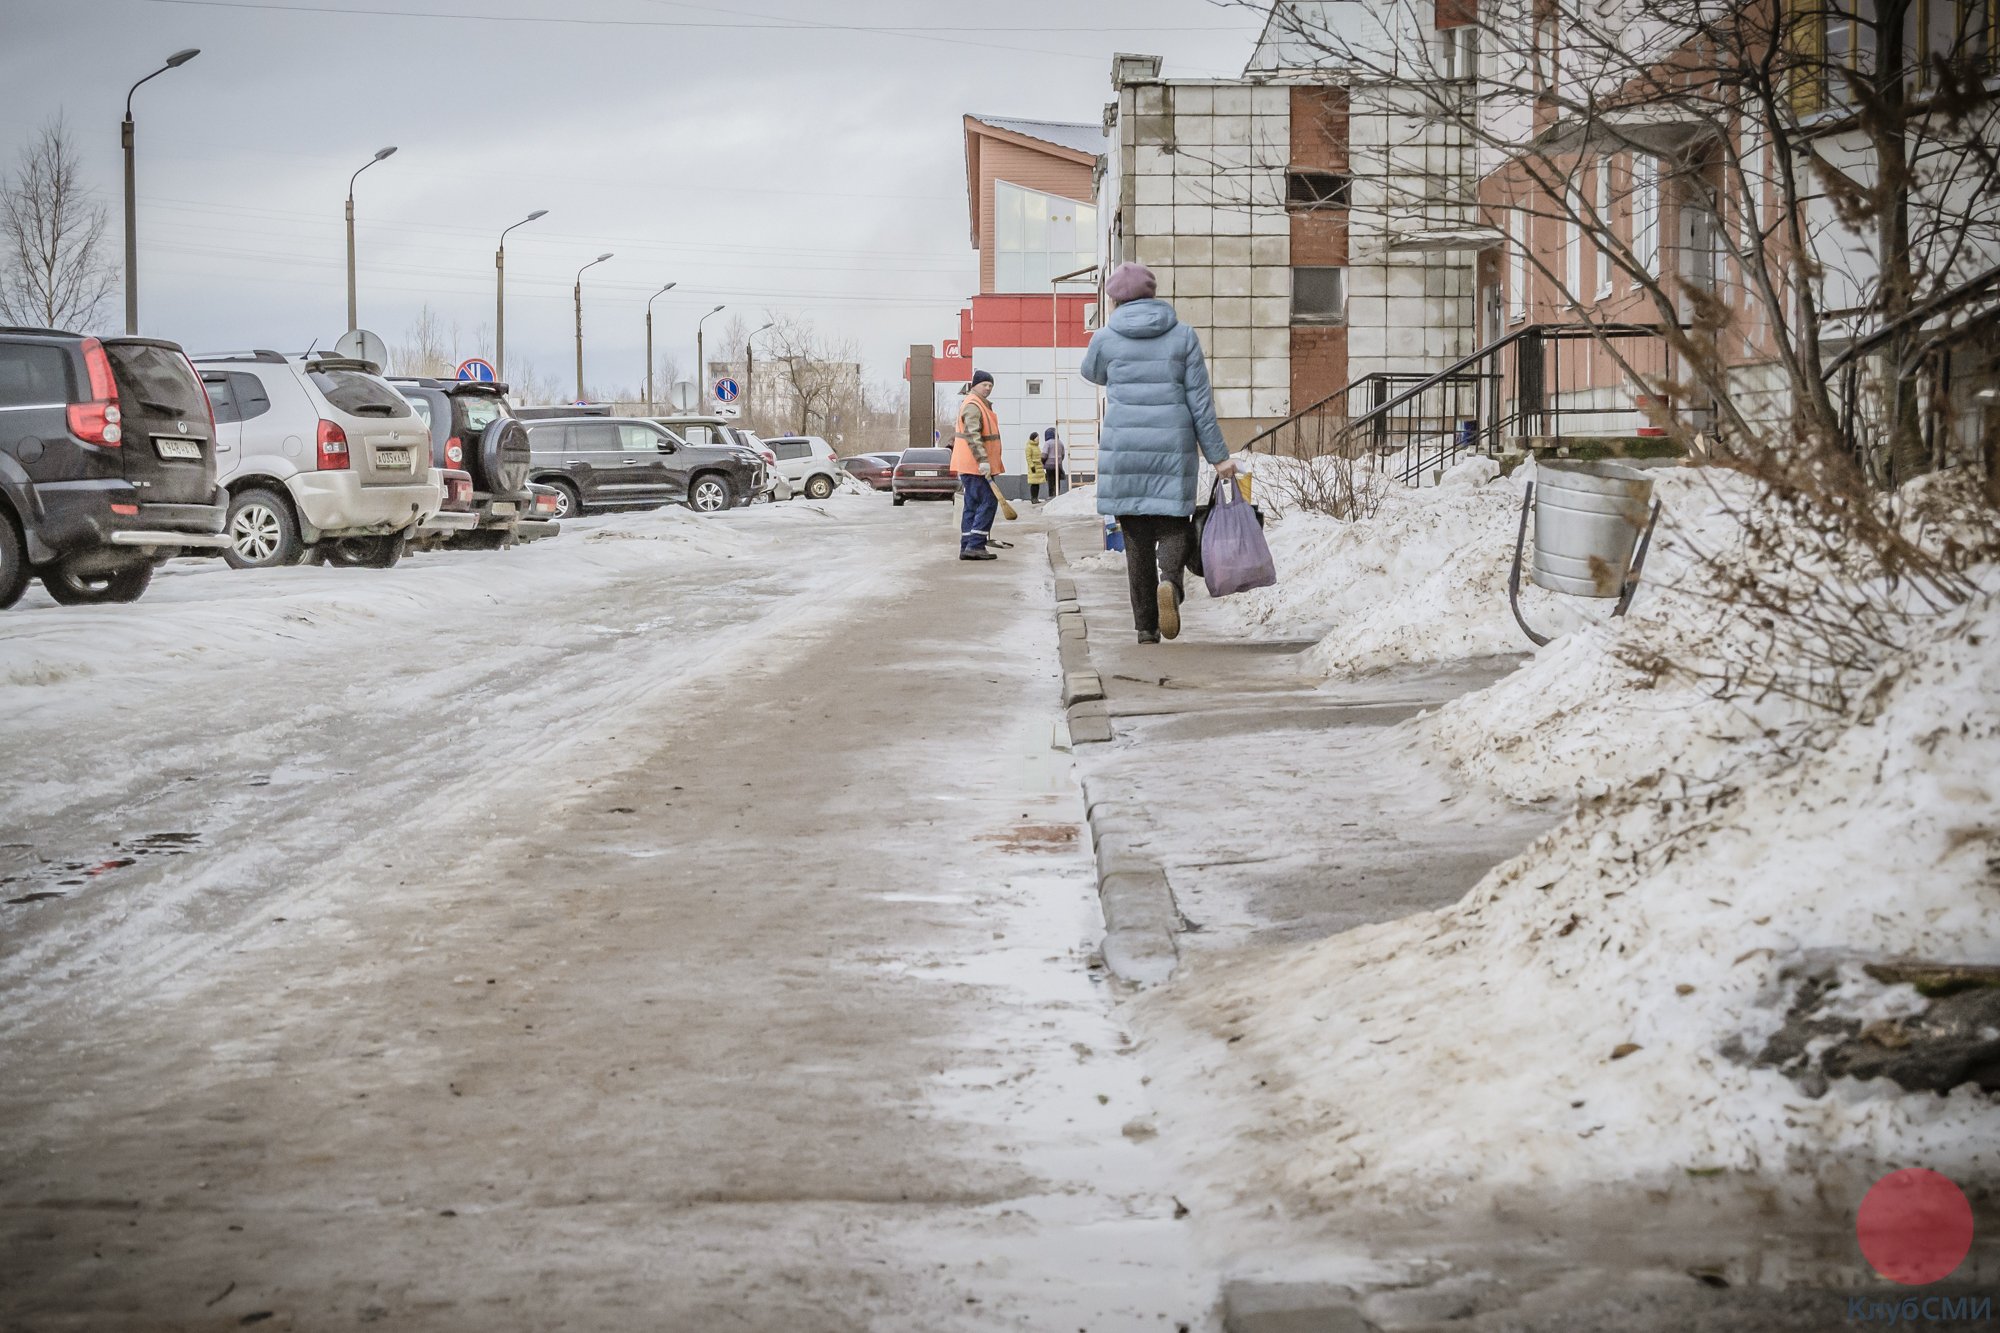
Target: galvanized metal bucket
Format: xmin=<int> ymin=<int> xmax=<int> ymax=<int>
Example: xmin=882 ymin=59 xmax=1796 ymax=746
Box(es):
xmin=1506 ymin=460 xmax=1664 ymax=647
xmin=1530 ymin=460 xmax=1656 ymax=598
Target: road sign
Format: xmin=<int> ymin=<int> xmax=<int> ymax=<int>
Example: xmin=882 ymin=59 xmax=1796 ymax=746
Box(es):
xmin=713 ymin=378 xmax=740 ymax=404
xmin=671 ymin=380 xmax=697 ymax=411
xmin=715 ymin=404 xmax=741 ymax=419
xmin=456 ymin=357 xmax=496 ymax=383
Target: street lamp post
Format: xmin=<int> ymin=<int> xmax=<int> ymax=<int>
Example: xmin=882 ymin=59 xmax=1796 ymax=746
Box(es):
xmin=645 ymin=282 xmax=678 ymax=410
xmin=345 ymin=145 xmax=397 ymax=333
xmin=573 ymin=252 xmax=613 ymax=403
xmin=744 ymin=321 xmax=774 ymax=429
xmin=494 ymin=209 xmax=547 ymax=383
xmin=696 ymin=304 xmax=726 ymax=413
xmin=122 ymin=48 xmax=200 ymax=335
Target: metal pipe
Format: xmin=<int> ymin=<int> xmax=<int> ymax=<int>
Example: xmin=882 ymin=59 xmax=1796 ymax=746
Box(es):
xmin=122 ymin=48 xmax=199 ymax=335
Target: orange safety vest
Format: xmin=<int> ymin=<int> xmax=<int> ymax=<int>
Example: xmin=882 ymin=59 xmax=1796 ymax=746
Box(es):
xmin=950 ymin=394 xmax=1004 ymax=476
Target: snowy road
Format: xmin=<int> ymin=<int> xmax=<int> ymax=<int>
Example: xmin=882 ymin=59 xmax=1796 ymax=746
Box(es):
xmin=0 ymin=499 xmax=1209 ymax=1330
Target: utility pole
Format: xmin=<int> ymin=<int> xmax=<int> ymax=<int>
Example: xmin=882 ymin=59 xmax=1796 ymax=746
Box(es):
xmin=696 ymin=304 xmax=726 ymax=413
xmin=573 ymin=252 xmax=613 ymax=402
xmin=345 ymin=146 xmax=397 ymax=333
xmin=494 ymin=209 xmax=547 ymax=383
xmin=646 ymin=281 xmax=678 ymax=410
xmin=122 ymin=48 xmax=200 ymax=334
xmin=744 ymin=321 xmax=774 ymax=429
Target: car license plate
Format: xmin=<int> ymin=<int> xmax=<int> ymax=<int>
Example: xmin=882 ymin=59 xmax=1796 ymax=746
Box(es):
xmin=490 ymin=501 xmax=516 ymax=516
xmin=375 ymin=449 xmax=411 ymax=470
xmin=915 ymin=469 xmax=940 ymax=477
xmin=154 ymin=437 xmax=203 ymax=460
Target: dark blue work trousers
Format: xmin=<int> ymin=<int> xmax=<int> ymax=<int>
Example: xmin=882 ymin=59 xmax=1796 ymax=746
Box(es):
xmin=959 ymin=475 xmax=998 ymax=554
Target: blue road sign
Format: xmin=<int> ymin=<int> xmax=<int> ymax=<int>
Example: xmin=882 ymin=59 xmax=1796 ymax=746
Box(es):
xmin=457 ymin=357 xmax=497 ymax=383
xmin=713 ymin=378 xmax=740 ymax=403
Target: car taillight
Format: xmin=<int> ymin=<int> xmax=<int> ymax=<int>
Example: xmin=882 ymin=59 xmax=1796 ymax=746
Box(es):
xmin=68 ymin=338 xmax=122 ymax=446
xmin=316 ymin=419 xmax=350 ymax=470
xmin=445 ymin=435 xmax=463 ymax=467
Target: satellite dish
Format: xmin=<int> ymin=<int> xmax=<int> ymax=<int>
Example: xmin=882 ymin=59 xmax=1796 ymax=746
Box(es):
xmin=335 ymin=328 xmax=389 ymax=370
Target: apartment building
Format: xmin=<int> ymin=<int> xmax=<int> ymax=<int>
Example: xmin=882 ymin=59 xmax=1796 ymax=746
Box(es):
xmin=1101 ymin=1 xmax=1490 ymax=447
xmin=908 ymin=114 xmax=1105 ymax=460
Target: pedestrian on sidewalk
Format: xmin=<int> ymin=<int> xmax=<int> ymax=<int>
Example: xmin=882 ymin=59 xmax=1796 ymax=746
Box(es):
xmin=1045 ymin=429 xmax=1064 ymax=495
xmin=951 ymin=370 xmax=1005 ymax=562
xmin=1080 ymin=261 xmax=1238 ymax=643
xmin=1025 ymin=431 xmax=1046 ymax=503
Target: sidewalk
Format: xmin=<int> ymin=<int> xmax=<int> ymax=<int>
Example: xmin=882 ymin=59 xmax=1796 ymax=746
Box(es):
xmin=1051 ymin=518 xmax=1552 ymax=960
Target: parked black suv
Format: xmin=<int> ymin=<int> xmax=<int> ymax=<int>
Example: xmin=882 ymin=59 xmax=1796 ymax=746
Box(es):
xmin=391 ymin=377 xmax=535 ymax=546
xmin=523 ymin=417 xmax=760 ymax=516
xmin=0 ymin=328 xmax=229 ymax=608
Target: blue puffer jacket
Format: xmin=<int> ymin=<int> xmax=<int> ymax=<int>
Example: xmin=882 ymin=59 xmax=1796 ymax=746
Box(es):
xmin=1080 ymin=298 xmax=1231 ymax=518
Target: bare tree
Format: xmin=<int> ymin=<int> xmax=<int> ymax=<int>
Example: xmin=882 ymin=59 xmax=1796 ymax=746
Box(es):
xmin=1236 ymin=0 xmax=1999 ymax=712
xmin=388 ymin=304 xmax=454 ymax=378
xmin=0 ymin=115 xmax=118 ymax=331
xmin=761 ymin=314 xmax=863 ymax=437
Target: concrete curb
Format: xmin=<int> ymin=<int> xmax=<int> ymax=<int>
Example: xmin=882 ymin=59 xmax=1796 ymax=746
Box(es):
xmin=1078 ymin=778 xmax=1180 ymax=986
xmin=1047 ymin=528 xmax=1113 ymax=745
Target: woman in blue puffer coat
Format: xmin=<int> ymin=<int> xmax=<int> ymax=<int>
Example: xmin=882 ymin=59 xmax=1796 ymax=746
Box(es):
xmin=1081 ymin=262 xmax=1239 ymax=643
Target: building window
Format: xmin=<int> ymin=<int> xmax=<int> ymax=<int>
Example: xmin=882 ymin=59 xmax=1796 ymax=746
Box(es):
xmin=1286 ymin=170 xmax=1352 ymax=211
xmin=1508 ymin=208 xmax=1527 ymax=322
xmin=1435 ymin=24 xmax=1480 ymax=80
xmin=1632 ymin=156 xmax=1661 ymax=277
xmin=1291 ymin=267 xmax=1347 ymax=325
xmin=1565 ymin=184 xmax=1584 ymax=302
xmin=994 ymin=180 xmax=1098 ymax=293
xmin=1595 ymin=156 xmax=1614 ymax=298
xmin=1026 ymin=379 xmax=1044 ymax=396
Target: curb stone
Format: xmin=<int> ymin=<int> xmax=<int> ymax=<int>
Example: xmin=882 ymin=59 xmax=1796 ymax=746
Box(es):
xmin=1047 ymin=528 xmax=1112 ymax=746
xmin=1222 ymin=1283 xmax=1379 ymax=1333
xmin=1078 ymin=777 xmax=1180 ymax=986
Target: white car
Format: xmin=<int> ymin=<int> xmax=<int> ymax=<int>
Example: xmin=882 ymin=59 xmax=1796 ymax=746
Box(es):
xmin=193 ymin=351 xmax=442 ymax=568
xmin=763 ymin=435 xmax=842 ymax=500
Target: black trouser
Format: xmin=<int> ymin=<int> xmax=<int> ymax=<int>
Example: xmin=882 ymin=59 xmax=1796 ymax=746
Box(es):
xmin=1118 ymin=513 xmax=1187 ymax=634
xmin=1029 ymin=481 xmax=1042 ymax=502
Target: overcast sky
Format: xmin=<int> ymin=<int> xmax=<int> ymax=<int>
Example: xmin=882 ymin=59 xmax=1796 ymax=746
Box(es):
xmin=0 ymin=0 xmax=1268 ymax=398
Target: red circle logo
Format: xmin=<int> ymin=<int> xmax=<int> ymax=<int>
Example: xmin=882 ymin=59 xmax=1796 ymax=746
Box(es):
xmin=1857 ymin=1169 xmax=1975 ymax=1285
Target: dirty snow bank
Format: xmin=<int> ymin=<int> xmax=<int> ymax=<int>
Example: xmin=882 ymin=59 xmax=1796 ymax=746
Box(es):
xmin=1214 ymin=458 xmax=1611 ymax=673
xmin=1043 ymin=483 xmax=1099 ymax=519
xmin=1144 ymin=585 xmax=2000 ymax=1218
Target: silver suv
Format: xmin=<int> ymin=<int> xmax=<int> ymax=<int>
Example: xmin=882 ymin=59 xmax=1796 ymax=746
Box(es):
xmin=192 ymin=351 xmax=440 ymax=568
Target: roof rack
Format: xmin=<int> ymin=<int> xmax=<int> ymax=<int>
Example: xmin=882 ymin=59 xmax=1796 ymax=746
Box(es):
xmin=386 ymin=375 xmax=511 ymax=393
xmin=0 ymin=325 xmax=80 ymax=337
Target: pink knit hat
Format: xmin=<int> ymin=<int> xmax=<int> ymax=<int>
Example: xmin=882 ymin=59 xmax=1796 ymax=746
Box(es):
xmin=1105 ymin=262 xmax=1157 ymax=304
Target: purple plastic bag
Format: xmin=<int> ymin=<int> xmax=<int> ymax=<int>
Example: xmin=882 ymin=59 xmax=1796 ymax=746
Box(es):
xmin=1202 ymin=479 xmax=1277 ymax=597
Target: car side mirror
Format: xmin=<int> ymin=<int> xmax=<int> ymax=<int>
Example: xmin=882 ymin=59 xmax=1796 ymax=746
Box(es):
xmin=657 ymin=440 xmax=676 ymax=453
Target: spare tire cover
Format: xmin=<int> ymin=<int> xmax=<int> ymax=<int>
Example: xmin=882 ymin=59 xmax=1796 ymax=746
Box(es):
xmin=481 ymin=418 xmax=533 ymax=497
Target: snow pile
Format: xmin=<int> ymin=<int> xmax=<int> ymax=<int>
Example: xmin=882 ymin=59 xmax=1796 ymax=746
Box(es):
xmin=1042 ymin=484 xmax=1099 ymax=519
xmin=1216 ymin=459 xmax=1607 ymax=673
xmin=1146 ymin=585 xmax=2000 ymax=1218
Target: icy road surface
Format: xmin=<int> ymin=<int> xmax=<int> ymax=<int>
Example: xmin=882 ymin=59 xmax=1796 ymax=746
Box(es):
xmin=0 ymin=498 xmax=1211 ymax=1330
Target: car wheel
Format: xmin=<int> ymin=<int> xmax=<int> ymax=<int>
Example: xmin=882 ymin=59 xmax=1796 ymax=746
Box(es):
xmin=892 ymin=493 xmax=907 ymax=507
xmin=547 ymin=481 xmax=581 ymax=520
xmin=0 ymin=514 xmax=29 ymax=610
xmin=225 ymin=488 xmax=303 ymax=569
xmin=805 ymin=474 xmax=835 ymax=500
xmin=324 ymin=535 xmax=404 ymax=569
xmin=688 ymin=474 xmax=733 ymax=513
xmin=41 ymin=560 xmax=155 ymax=606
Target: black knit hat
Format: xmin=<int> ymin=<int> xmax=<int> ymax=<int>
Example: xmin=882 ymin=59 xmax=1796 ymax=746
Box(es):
xmin=970 ymin=369 xmax=994 ymax=388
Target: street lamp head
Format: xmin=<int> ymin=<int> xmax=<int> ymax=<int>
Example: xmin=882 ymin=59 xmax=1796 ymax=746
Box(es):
xmin=710 ymin=304 xmax=726 ymax=314
xmin=525 ymin=209 xmax=548 ymax=222
xmin=166 ymin=48 xmax=200 ymax=67
xmin=373 ymin=146 xmax=398 ymax=161
xmin=596 ymin=251 xmax=614 ymax=262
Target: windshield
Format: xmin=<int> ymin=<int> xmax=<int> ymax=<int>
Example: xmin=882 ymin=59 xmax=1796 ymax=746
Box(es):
xmin=311 ymin=368 xmax=412 ymax=418
xmin=105 ymin=343 xmax=206 ymax=418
